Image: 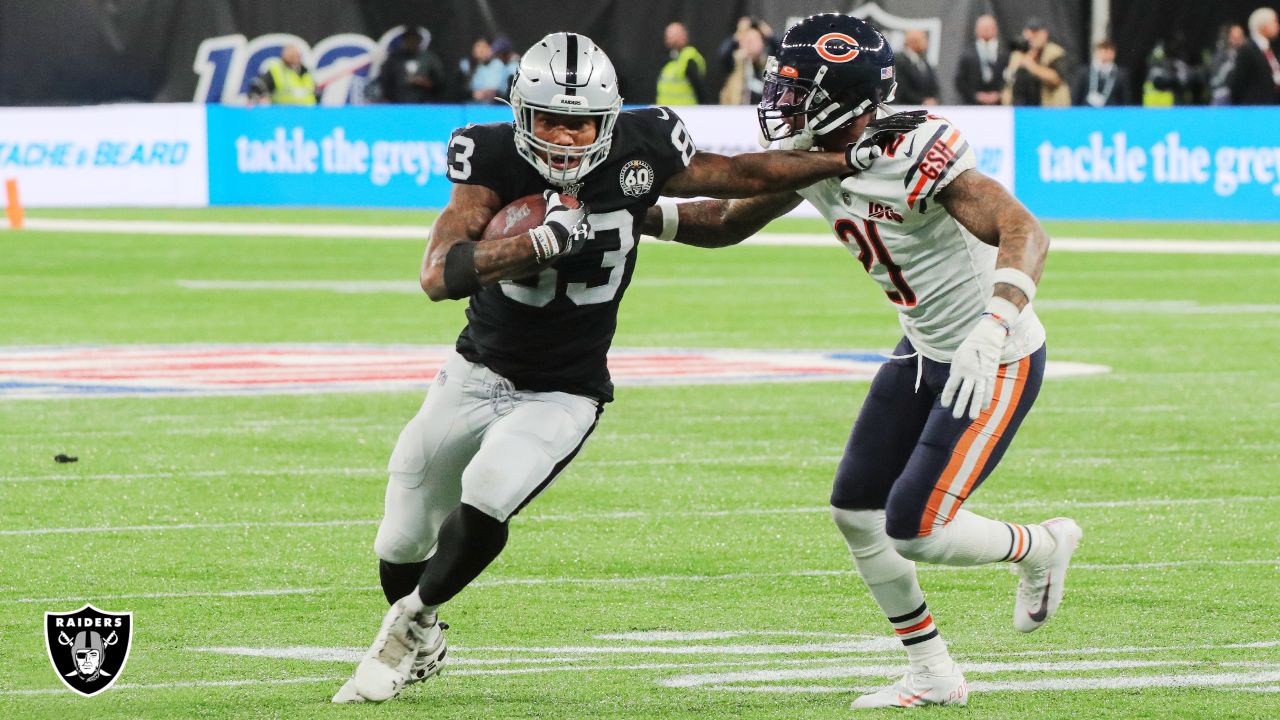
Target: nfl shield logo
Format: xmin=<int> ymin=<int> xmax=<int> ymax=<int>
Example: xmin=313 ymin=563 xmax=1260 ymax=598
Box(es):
xmin=44 ymin=604 xmax=133 ymax=696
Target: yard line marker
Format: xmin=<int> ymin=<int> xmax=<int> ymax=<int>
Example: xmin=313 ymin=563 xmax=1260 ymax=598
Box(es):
xmin=10 ymin=561 xmax=1277 ymax=603
xmin=707 ymin=672 xmax=1280 ymax=693
xmin=11 ymin=217 xmax=1280 ymax=255
xmin=3 ymin=495 xmax=1274 ymax=533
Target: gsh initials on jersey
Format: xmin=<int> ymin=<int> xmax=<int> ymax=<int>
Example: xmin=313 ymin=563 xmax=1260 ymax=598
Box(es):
xmin=45 ymin=604 xmax=134 ymax=697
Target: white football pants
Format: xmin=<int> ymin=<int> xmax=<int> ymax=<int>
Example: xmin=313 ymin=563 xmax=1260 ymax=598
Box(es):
xmin=373 ymin=351 xmax=601 ymax=564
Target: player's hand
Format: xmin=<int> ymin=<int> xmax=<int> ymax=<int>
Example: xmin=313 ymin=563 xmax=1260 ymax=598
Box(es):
xmin=531 ymin=191 xmax=591 ymax=261
xmin=843 ymin=110 xmax=929 ymax=172
xmin=941 ymin=314 xmax=1008 ymax=420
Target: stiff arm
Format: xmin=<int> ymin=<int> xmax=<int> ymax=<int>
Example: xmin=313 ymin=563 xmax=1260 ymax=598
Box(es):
xmin=935 ymin=169 xmax=1049 ymax=309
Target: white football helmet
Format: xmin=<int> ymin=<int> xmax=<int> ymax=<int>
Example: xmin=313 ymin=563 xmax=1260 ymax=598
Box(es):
xmin=509 ymin=32 xmax=622 ymax=187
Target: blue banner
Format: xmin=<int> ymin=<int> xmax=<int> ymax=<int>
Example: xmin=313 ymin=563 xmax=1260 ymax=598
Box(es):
xmin=207 ymin=105 xmax=509 ymax=208
xmin=1014 ymin=108 xmax=1280 ymax=221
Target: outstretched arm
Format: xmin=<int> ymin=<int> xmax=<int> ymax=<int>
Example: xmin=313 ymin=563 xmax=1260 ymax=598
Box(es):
xmin=936 ymin=169 xmax=1049 ymax=309
xmin=661 ymin=150 xmax=848 ymax=199
xmin=420 ymin=184 xmax=550 ymax=301
xmin=640 ymin=191 xmax=803 ymax=248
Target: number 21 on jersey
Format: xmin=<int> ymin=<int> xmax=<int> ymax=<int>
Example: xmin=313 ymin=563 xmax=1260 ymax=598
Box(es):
xmin=834 ymin=218 xmax=918 ymax=307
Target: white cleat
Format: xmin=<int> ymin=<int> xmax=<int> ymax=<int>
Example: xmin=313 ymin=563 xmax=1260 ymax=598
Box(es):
xmin=405 ymin=620 xmax=448 ymax=686
xmin=851 ymin=661 xmax=968 ymax=709
xmin=1013 ymin=517 xmax=1083 ymax=633
xmin=331 ymin=597 xmax=434 ymax=704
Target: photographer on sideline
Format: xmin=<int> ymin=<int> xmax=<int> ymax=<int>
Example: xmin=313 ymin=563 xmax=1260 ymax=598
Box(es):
xmin=1003 ymin=17 xmax=1072 ymax=107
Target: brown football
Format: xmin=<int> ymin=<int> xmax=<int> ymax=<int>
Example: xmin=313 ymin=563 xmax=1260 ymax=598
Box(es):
xmin=481 ymin=193 xmax=579 ymax=241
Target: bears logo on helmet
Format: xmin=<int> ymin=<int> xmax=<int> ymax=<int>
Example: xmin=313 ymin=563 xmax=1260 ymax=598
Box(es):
xmin=814 ymin=33 xmax=861 ymax=63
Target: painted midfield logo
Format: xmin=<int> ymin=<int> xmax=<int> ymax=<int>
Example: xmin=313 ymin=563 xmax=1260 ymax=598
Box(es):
xmin=45 ymin=604 xmax=133 ymax=696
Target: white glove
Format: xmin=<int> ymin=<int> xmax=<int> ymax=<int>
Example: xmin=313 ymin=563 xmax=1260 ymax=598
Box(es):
xmin=530 ymin=191 xmax=591 ymax=261
xmin=941 ymin=313 xmax=1010 ymax=420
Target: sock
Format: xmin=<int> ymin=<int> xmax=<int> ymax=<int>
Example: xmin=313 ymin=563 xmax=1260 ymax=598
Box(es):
xmin=416 ymin=503 xmax=509 ymax=608
xmin=832 ymin=508 xmax=951 ymax=671
xmin=894 ymin=509 xmax=1054 ymax=566
xmin=379 ymin=559 xmax=428 ymax=606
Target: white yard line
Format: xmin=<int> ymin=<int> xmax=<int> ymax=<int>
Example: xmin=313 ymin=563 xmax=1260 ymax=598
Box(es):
xmin=10 ymin=560 xmax=1277 ymax=604
xmin=12 ymin=217 xmax=1280 ymax=255
xmin=0 ymin=466 xmax=372 ymax=483
xmin=709 ymin=672 xmax=1280 ymax=693
xmin=2 ymin=495 xmax=1273 ymax=534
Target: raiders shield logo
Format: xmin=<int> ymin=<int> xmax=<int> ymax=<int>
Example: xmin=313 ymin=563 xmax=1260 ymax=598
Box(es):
xmin=45 ymin=604 xmax=133 ymax=696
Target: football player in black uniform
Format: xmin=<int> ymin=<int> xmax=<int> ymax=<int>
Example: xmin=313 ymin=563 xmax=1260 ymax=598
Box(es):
xmin=333 ymin=31 xmax=924 ymax=704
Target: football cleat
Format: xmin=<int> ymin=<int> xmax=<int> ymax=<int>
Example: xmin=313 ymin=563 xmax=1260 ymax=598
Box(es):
xmin=851 ymin=661 xmax=968 ymax=709
xmin=331 ymin=597 xmax=433 ymax=704
xmin=1013 ymin=517 xmax=1083 ymax=633
xmin=405 ymin=620 xmax=449 ymax=686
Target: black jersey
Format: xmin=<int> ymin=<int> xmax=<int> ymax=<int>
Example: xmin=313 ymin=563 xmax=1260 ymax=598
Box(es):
xmin=444 ymin=107 xmax=695 ymax=402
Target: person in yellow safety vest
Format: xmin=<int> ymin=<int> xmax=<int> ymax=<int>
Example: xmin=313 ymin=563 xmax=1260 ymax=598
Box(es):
xmin=657 ymin=22 xmax=708 ymax=105
xmin=248 ymin=45 xmax=318 ymax=106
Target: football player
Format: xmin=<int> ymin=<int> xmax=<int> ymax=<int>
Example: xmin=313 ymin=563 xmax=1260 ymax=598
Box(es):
xmin=332 ymin=31 xmax=925 ymax=703
xmin=641 ymin=14 xmax=1083 ymax=710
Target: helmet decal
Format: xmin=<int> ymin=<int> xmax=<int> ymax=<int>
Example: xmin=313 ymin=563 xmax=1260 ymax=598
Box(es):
xmin=814 ymin=33 xmax=861 ymax=63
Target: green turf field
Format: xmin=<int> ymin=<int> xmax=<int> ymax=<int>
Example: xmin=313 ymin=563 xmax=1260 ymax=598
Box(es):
xmin=1 ymin=209 xmax=1278 ymax=719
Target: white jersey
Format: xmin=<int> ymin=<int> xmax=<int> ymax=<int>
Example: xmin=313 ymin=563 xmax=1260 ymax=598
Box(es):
xmin=798 ymin=112 xmax=1045 ymax=364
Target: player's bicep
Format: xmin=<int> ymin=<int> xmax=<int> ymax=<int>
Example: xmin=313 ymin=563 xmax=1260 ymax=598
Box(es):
xmin=936 ymin=169 xmax=1027 ymax=247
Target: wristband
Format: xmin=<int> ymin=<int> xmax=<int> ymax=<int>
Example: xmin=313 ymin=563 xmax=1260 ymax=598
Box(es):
xmin=528 ymin=225 xmax=561 ymax=262
xmin=656 ymin=202 xmax=679 ymax=242
xmin=991 ymin=267 xmax=1037 ymax=303
xmin=442 ymin=242 xmax=481 ymax=299
xmin=982 ymin=296 xmax=1021 ymax=336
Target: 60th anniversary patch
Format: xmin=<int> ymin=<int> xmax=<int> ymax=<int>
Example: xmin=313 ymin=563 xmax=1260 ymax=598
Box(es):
xmin=0 ymin=345 xmax=1110 ymax=399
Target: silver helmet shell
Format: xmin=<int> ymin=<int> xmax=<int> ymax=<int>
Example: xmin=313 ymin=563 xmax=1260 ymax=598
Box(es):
xmin=510 ymin=32 xmax=622 ymax=187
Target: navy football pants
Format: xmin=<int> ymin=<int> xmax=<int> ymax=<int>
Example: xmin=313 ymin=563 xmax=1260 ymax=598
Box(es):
xmin=831 ymin=337 xmax=1045 ymax=540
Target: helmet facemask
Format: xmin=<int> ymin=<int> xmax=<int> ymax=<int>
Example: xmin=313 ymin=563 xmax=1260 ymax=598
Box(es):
xmin=511 ymin=80 xmax=621 ymax=187
xmin=757 ymin=56 xmax=896 ymax=145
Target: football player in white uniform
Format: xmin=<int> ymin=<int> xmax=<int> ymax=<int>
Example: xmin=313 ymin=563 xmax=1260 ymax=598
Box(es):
xmin=642 ymin=14 xmax=1083 ymax=710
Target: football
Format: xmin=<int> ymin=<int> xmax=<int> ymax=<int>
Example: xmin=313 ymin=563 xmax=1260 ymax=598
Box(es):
xmin=482 ymin=194 xmax=544 ymax=242
xmin=481 ymin=193 xmax=582 ymax=242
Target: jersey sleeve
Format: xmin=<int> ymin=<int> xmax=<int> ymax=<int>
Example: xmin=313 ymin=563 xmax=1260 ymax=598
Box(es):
xmin=895 ymin=115 xmax=978 ymax=212
xmin=445 ymin=122 xmax=519 ymax=198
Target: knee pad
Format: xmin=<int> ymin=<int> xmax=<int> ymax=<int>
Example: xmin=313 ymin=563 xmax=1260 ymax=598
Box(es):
xmin=373 ymin=524 xmax=431 ymax=564
xmin=832 ymin=507 xmax=914 ymax=585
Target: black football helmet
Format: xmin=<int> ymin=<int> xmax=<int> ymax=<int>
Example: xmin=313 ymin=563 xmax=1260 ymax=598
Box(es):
xmin=758 ymin=13 xmax=897 ymax=143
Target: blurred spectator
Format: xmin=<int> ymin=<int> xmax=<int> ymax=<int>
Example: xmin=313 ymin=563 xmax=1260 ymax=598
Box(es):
xmin=720 ymin=26 xmax=769 ymax=104
xmin=1071 ymin=40 xmax=1133 ymax=106
xmin=657 ymin=22 xmax=708 ymax=105
xmin=458 ymin=37 xmax=509 ymax=103
xmin=955 ymin=14 xmax=1007 ymax=106
xmin=894 ymin=29 xmax=940 ymax=106
xmin=248 ymin=45 xmax=317 ymax=106
xmin=717 ymin=16 xmax=779 ymax=74
xmin=492 ymin=36 xmax=520 ymax=100
xmin=1003 ymin=17 xmax=1072 ymax=107
xmin=376 ymin=30 xmax=447 ymax=104
xmin=1209 ymin=24 xmax=1247 ymax=105
xmin=1143 ymin=38 xmax=1205 ymax=106
xmin=1230 ymin=7 xmax=1280 ymax=104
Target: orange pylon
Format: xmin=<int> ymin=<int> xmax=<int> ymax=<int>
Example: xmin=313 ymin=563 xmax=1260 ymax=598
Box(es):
xmin=5 ymin=178 xmax=23 ymax=230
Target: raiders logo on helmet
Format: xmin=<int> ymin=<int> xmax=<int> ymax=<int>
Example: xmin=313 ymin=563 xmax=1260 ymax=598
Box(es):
xmin=45 ymin=604 xmax=133 ymax=697
xmin=619 ymin=159 xmax=655 ymax=197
